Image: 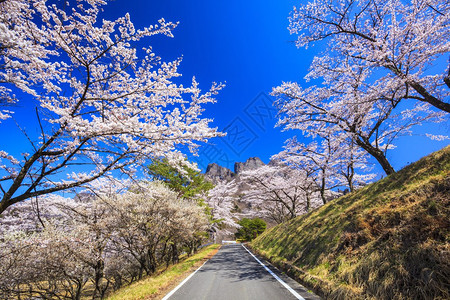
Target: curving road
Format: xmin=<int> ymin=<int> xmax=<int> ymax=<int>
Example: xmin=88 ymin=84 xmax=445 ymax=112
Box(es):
xmin=164 ymin=244 xmax=320 ymax=300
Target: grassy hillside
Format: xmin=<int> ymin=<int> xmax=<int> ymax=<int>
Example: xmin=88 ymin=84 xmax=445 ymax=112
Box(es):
xmin=251 ymin=146 xmax=450 ymax=300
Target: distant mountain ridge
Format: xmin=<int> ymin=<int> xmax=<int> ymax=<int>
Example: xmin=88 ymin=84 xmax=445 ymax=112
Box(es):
xmin=204 ymin=157 xmax=265 ymax=183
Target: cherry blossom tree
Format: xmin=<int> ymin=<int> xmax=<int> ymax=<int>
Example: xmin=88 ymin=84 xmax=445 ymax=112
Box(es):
xmin=0 ymin=0 xmax=223 ymax=215
xmin=274 ymin=0 xmax=449 ymax=176
xmin=0 ymin=225 xmax=96 ymax=300
xmin=205 ymin=180 xmax=239 ymax=230
xmin=288 ymin=0 xmax=450 ymax=113
xmin=274 ymin=136 xmax=342 ymax=204
xmin=0 ymin=177 xmax=127 ymax=234
xmin=56 ymin=198 xmax=115 ymax=299
xmin=239 ymin=164 xmax=322 ymax=224
xmin=273 ymin=59 xmax=446 ymax=175
xmin=0 ymin=0 xmax=54 ymax=121
xmin=106 ymin=181 xmax=208 ymax=275
xmin=0 ymin=232 xmax=33 ymax=299
xmin=334 ymin=139 xmax=376 ymax=192
xmin=275 ymin=134 xmax=375 ymax=197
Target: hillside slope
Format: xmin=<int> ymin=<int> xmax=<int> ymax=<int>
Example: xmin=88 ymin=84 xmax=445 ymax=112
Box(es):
xmin=251 ymin=146 xmax=450 ymax=300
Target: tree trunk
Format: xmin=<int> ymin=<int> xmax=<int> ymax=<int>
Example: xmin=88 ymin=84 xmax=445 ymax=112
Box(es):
xmin=138 ymin=262 xmax=144 ymax=280
xmin=171 ymin=243 xmax=179 ymax=264
xmin=320 ymin=174 xmax=327 ymax=205
xmin=355 ymin=139 xmax=395 ymax=175
xmin=148 ymin=250 xmax=156 ymax=274
xmin=305 ymin=194 xmax=310 ymax=212
xmin=92 ymin=259 xmax=105 ymax=300
xmin=74 ymin=280 xmax=83 ymax=300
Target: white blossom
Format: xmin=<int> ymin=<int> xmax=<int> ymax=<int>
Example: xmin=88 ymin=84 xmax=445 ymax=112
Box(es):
xmin=0 ymin=0 xmax=224 ymax=214
xmin=274 ymin=0 xmax=449 ymax=175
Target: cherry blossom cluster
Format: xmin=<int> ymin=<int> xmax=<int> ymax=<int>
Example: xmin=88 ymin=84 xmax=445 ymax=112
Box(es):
xmin=238 ymin=163 xmax=324 ymax=224
xmin=0 ymin=0 xmax=224 ymax=215
xmin=0 ymin=180 xmax=209 ymax=299
xmin=205 ymin=180 xmax=239 ymax=232
xmin=273 ymin=0 xmax=449 ymax=176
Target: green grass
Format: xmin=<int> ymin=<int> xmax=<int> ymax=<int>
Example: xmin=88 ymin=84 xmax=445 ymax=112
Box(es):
xmin=106 ymin=244 xmax=220 ymax=300
xmin=251 ymin=145 xmax=450 ymax=300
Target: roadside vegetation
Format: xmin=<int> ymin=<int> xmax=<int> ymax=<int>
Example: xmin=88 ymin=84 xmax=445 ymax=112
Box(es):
xmin=0 ymin=181 xmax=210 ymax=299
xmin=251 ymin=146 xmax=450 ymax=300
xmin=235 ymin=218 xmax=266 ymax=242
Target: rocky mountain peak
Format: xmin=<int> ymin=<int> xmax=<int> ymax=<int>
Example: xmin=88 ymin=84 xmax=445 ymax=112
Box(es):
xmin=234 ymin=157 xmax=264 ymax=175
xmin=205 ymin=163 xmax=234 ymax=183
xmin=204 ymin=157 xmax=266 ymax=184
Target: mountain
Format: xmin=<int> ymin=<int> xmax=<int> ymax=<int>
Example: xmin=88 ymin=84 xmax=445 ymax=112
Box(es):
xmin=204 ymin=163 xmax=234 ymax=184
xmin=204 ymin=157 xmax=265 ymax=183
xmin=250 ymin=145 xmax=450 ymax=300
xmin=234 ymin=157 xmax=264 ymax=175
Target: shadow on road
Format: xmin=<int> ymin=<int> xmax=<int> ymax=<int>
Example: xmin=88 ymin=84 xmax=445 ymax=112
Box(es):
xmin=198 ymin=244 xmax=276 ymax=283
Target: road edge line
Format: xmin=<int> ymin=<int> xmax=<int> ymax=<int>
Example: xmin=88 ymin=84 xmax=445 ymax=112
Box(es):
xmin=161 ymin=260 xmax=208 ymax=300
xmin=242 ymin=244 xmax=306 ymax=300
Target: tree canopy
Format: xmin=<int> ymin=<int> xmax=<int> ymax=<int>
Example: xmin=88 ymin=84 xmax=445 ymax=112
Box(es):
xmin=147 ymin=158 xmax=213 ymax=200
xmin=0 ymin=0 xmax=223 ymax=215
xmin=235 ymin=218 xmax=267 ymax=242
xmin=273 ymin=0 xmax=449 ymax=175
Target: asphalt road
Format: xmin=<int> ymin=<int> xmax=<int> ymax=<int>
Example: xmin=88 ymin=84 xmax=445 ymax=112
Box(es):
xmin=165 ymin=244 xmax=321 ymax=300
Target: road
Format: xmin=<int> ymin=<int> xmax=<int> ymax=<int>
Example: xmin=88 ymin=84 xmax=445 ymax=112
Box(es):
xmin=164 ymin=244 xmax=320 ymax=300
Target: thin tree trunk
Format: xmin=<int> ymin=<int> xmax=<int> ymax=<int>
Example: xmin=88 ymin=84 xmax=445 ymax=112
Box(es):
xmin=92 ymin=259 xmax=105 ymax=300
xmin=320 ymin=175 xmax=327 ymax=204
xmin=306 ymin=194 xmax=310 ymax=212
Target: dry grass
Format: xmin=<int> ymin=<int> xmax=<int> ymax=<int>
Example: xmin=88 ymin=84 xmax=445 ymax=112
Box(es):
xmin=251 ymin=145 xmax=450 ymax=300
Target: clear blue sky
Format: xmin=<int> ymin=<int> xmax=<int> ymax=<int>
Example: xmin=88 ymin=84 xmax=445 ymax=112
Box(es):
xmin=2 ymin=0 xmax=449 ymax=178
xmin=105 ymin=0 xmax=448 ymax=174
xmin=104 ymin=0 xmax=317 ymax=172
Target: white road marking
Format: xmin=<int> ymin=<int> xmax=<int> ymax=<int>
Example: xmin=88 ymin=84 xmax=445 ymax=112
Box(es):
xmin=242 ymin=244 xmax=306 ymax=300
xmin=162 ymin=260 xmax=208 ymax=300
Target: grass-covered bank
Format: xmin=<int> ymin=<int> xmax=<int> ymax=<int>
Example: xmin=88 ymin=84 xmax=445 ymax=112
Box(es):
xmin=106 ymin=244 xmax=220 ymax=300
xmin=251 ymin=146 xmax=450 ymax=300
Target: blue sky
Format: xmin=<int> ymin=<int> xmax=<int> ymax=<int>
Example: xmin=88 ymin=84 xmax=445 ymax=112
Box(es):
xmin=105 ymin=0 xmax=448 ymax=174
xmin=105 ymin=0 xmax=318 ymax=171
xmin=2 ymin=0 xmax=449 ymax=178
